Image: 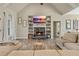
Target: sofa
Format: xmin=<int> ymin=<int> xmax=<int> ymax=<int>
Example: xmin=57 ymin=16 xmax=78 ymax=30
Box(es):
xmin=57 ymin=50 xmax=79 ymax=56
xmin=8 ymin=50 xmax=60 ymax=56
xmin=0 ymin=40 xmax=22 ymax=56
xmin=56 ymin=32 xmax=79 ymax=50
xmin=7 ymin=50 xmax=79 ymax=56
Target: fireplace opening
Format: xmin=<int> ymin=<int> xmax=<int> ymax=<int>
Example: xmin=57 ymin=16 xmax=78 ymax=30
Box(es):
xmin=33 ymin=27 xmax=46 ymax=39
xmin=35 ymin=31 xmax=45 ymax=36
xmin=34 ymin=27 xmax=45 ymax=36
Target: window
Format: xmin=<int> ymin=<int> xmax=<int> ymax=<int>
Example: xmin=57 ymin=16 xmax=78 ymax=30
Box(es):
xmin=66 ymin=20 xmax=71 ymax=29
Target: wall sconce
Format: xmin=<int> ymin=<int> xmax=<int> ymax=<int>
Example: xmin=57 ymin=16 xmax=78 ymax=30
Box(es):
xmin=18 ymin=17 xmax=22 ymax=24
xmin=23 ymin=20 xmax=27 ymax=27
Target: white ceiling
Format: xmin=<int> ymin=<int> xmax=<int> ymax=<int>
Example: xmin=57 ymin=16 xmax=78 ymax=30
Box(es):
xmin=7 ymin=3 xmax=29 ymax=13
xmin=0 ymin=3 xmax=79 ymax=15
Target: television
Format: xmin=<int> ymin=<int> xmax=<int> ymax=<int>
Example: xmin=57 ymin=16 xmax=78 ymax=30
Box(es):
xmin=33 ymin=16 xmax=46 ymax=23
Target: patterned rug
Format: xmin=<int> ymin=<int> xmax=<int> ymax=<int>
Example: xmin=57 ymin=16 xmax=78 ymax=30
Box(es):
xmin=17 ymin=39 xmax=59 ymax=50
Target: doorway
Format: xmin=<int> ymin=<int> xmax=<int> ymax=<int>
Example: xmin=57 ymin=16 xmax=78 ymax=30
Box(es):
xmin=53 ymin=21 xmax=61 ymax=38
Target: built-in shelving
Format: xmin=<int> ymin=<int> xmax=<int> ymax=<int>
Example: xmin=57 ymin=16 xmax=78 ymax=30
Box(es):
xmin=28 ymin=16 xmax=51 ymax=39
xmin=28 ymin=16 xmax=33 ymax=39
xmin=46 ymin=16 xmax=51 ymax=39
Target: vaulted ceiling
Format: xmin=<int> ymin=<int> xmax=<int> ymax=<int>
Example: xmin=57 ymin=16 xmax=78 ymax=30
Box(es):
xmin=0 ymin=3 xmax=79 ymax=15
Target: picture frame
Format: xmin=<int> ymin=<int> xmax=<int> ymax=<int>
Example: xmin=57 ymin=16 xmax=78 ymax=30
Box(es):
xmin=23 ymin=20 xmax=27 ymax=27
xmin=66 ymin=20 xmax=71 ymax=29
xmin=73 ymin=20 xmax=78 ymax=29
xmin=18 ymin=17 xmax=22 ymax=24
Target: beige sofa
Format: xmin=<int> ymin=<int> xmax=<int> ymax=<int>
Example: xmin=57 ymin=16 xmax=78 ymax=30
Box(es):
xmin=56 ymin=32 xmax=79 ymax=50
xmin=34 ymin=50 xmax=60 ymax=56
xmin=58 ymin=50 xmax=79 ymax=56
xmin=7 ymin=50 xmax=79 ymax=56
xmin=8 ymin=50 xmax=60 ymax=56
xmin=8 ymin=50 xmax=34 ymax=56
xmin=0 ymin=41 xmax=22 ymax=56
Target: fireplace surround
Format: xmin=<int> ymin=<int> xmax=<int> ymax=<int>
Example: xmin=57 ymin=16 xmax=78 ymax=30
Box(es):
xmin=32 ymin=27 xmax=46 ymax=39
xmin=34 ymin=27 xmax=45 ymax=36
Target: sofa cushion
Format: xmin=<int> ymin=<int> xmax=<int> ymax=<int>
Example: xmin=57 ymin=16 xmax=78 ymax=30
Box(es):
xmin=62 ymin=33 xmax=76 ymax=43
xmin=64 ymin=43 xmax=79 ymax=50
xmin=58 ymin=50 xmax=79 ymax=56
xmin=0 ymin=41 xmax=22 ymax=56
xmin=0 ymin=46 xmax=13 ymax=56
xmin=8 ymin=50 xmax=34 ymax=56
xmin=34 ymin=50 xmax=60 ymax=56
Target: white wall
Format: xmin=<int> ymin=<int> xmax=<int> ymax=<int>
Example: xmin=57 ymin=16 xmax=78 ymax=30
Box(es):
xmin=17 ymin=3 xmax=61 ymax=39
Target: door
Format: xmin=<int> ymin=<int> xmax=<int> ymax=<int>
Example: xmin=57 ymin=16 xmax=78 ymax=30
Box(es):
xmin=8 ymin=15 xmax=13 ymax=40
xmin=53 ymin=21 xmax=61 ymax=38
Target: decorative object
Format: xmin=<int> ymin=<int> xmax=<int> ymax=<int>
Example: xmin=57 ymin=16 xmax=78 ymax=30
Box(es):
xmin=66 ymin=20 xmax=71 ymax=29
xmin=18 ymin=17 xmax=22 ymax=24
xmin=23 ymin=20 xmax=27 ymax=27
xmin=33 ymin=16 xmax=46 ymax=23
xmin=73 ymin=20 xmax=78 ymax=29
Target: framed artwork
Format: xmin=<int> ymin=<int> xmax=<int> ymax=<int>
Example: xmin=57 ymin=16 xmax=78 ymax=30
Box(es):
xmin=18 ymin=17 xmax=22 ymax=24
xmin=66 ymin=20 xmax=71 ymax=29
xmin=23 ymin=20 xmax=27 ymax=27
xmin=73 ymin=20 xmax=78 ymax=29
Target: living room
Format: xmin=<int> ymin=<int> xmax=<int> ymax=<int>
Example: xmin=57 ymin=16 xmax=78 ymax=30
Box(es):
xmin=1 ymin=3 xmax=79 ymax=56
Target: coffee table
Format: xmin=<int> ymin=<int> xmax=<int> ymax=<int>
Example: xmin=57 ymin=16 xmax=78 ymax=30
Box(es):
xmin=33 ymin=41 xmax=45 ymax=50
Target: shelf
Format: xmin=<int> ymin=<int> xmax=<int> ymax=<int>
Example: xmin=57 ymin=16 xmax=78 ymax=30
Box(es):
xmin=28 ymin=30 xmax=33 ymax=31
xmin=46 ymin=27 xmax=51 ymax=29
xmin=28 ymin=32 xmax=33 ymax=34
xmin=46 ymin=29 xmax=51 ymax=30
xmin=29 ymin=24 xmax=33 ymax=26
